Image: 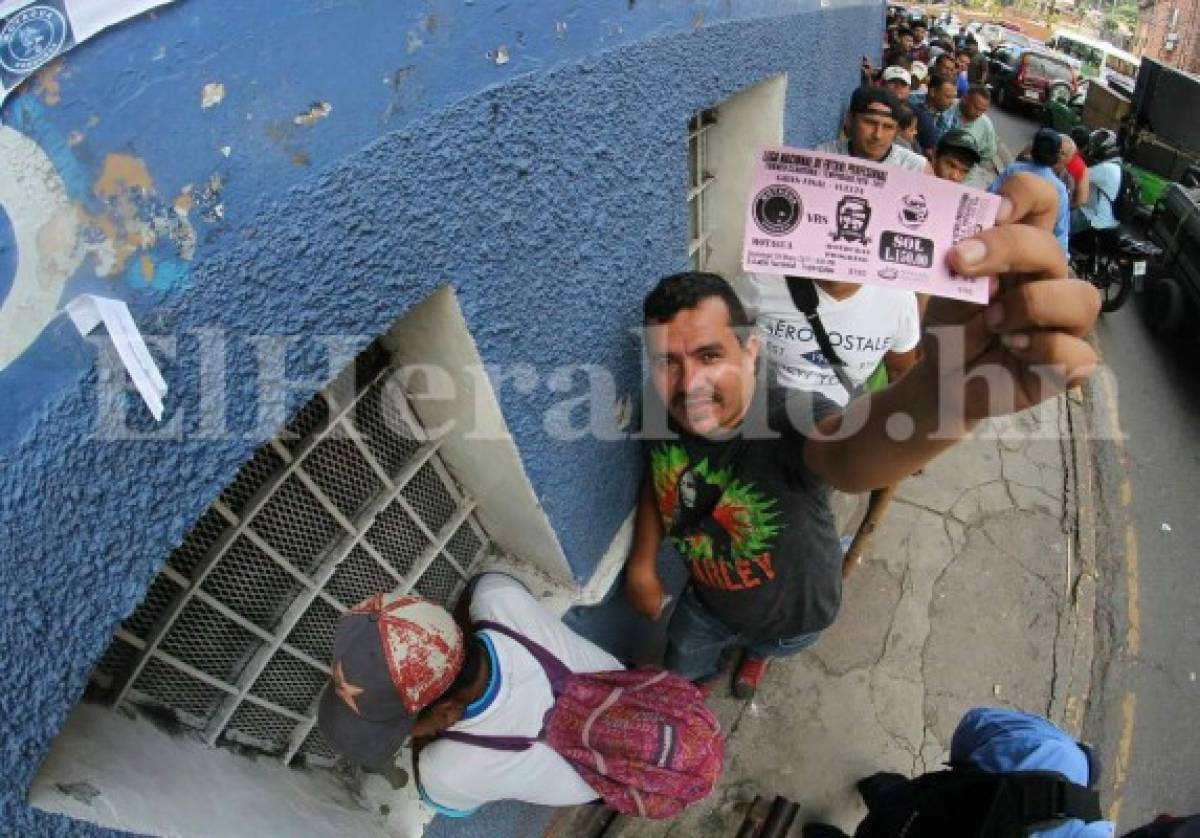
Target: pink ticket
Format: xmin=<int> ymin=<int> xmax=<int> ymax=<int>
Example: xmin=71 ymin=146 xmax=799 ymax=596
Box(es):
xmin=741 ymin=146 xmax=1002 ymax=303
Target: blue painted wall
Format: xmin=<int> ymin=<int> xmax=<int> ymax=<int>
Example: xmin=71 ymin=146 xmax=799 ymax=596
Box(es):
xmin=0 ymin=0 xmax=879 ymax=832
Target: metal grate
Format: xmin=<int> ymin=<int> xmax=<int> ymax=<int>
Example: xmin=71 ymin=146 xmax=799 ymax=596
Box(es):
xmin=687 ymin=107 xmax=719 ymax=270
xmin=90 ymin=342 xmax=491 ymax=766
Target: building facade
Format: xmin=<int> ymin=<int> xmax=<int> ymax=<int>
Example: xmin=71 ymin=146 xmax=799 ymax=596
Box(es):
xmin=1135 ymin=0 xmax=1200 ymax=74
xmin=0 ymin=0 xmax=880 ymax=834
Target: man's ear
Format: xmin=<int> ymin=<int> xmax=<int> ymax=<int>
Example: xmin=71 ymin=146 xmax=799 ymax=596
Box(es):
xmin=743 ymin=333 xmax=760 ymax=370
xmin=411 ymin=699 xmax=464 ymax=737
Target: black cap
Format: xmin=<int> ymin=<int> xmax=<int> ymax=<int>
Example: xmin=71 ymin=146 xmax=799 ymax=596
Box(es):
xmin=1032 ymin=127 xmax=1063 ymax=166
xmin=936 ymin=128 xmax=982 ymax=164
xmin=848 ymin=85 xmax=903 ymax=122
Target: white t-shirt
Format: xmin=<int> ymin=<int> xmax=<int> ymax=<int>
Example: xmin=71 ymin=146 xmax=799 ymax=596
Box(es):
xmin=735 ymin=274 xmax=921 ymax=406
xmin=816 ymin=138 xmax=929 ymax=173
xmin=418 ymin=573 xmax=622 ymax=815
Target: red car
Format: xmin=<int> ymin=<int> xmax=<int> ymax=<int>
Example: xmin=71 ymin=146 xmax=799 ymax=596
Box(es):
xmin=988 ymin=45 xmax=1078 ymax=112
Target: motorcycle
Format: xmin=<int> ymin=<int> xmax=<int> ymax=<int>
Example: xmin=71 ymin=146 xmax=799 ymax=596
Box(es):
xmin=1068 ymin=228 xmax=1162 ymax=313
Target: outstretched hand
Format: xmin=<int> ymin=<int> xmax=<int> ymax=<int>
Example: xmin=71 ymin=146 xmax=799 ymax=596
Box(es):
xmin=924 ymin=172 xmax=1100 ymax=424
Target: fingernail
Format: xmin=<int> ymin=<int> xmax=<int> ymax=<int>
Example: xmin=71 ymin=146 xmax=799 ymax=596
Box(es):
xmin=954 ymin=238 xmax=987 ymax=266
xmin=1000 ymin=332 xmax=1030 ymax=350
xmin=985 ymin=303 xmax=1004 ymax=330
xmin=996 ymin=197 xmax=1015 ymax=223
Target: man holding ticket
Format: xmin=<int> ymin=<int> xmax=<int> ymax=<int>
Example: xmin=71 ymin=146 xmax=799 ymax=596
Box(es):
xmin=626 ymin=172 xmax=1100 ymax=701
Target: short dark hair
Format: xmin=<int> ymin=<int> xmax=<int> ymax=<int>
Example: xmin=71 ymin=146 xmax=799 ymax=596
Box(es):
xmin=643 ymin=272 xmax=750 ymax=331
xmin=929 ymin=72 xmax=956 ymax=92
xmin=441 ymin=637 xmax=486 ymax=699
xmin=967 ymin=83 xmax=991 ymax=100
xmin=897 ymin=26 xmax=914 ymax=38
xmin=896 ymin=103 xmax=917 ymax=130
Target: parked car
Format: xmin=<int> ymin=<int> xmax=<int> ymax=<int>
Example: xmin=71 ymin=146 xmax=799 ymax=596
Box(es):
xmin=988 ymin=45 xmax=1078 ymax=113
xmin=999 ymin=20 xmax=1025 ymax=32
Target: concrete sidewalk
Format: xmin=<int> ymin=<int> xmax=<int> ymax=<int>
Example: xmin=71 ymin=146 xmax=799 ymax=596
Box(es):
xmin=551 ymin=393 xmax=1098 ymax=837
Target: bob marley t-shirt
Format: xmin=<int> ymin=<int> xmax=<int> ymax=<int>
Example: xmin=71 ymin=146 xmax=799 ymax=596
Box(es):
xmin=645 ymin=389 xmax=842 ymax=641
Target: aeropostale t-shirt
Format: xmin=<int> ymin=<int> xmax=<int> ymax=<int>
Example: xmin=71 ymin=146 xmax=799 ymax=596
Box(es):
xmin=735 ymin=275 xmax=921 ymax=406
xmin=645 ymin=391 xmax=842 ymax=642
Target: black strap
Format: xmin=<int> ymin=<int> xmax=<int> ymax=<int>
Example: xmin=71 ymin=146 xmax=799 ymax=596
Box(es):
xmin=784 ymin=275 xmax=856 ymax=400
xmin=857 ymin=767 xmax=1103 ymax=838
xmin=981 ymin=771 xmax=1103 ymax=836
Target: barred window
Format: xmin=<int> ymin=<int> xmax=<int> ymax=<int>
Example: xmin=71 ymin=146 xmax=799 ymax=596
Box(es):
xmin=687 ymin=107 xmax=719 ymax=270
xmin=89 ymin=341 xmax=490 ymax=767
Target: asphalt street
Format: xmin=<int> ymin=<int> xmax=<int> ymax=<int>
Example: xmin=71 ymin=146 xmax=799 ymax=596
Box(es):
xmin=987 ymin=100 xmax=1200 ymax=829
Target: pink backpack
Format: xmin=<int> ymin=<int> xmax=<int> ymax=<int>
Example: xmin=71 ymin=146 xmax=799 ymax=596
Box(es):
xmin=438 ymin=620 xmax=724 ymax=819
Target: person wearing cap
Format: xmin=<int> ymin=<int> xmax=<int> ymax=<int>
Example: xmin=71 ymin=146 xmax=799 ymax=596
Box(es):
xmin=912 ymin=72 xmax=958 ymax=153
xmin=930 ymin=128 xmax=981 ymax=183
xmin=907 ymin=60 xmax=929 ymax=102
xmin=943 ymin=84 xmax=997 ymax=185
xmin=989 ymin=128 xmax=1071 ymax=256
xmin=881 ymin=66 xmax=912 ymax=102
xmin=818 ymin=86 xmax=931 ymax=175
xmin=317 ymin=574 xmax=622 ymax=816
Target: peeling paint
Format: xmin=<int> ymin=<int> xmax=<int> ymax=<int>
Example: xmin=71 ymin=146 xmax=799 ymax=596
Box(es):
xmin=491 ymin=45 xmax=510 ymax=66
xmin=422 ymin=14 xmax=438 ymax=34
xmin=33 ymin=60 xmax=66 ymax=106
xmin=220 ymin=145 xmax=231 ymax=157
xmin=293 ymin=101 xmax=332 ymax=126
xmin=77 ymin=154 xmax=199 ymax=276
xmin=151 ymin=45 xmax=166 ymax=61
xmin=94 ymin=154 xmax=155 ymax=199
xmin=405 ymin=31 xmax=423 ymax=54
xmin=555 ymin=21 xmax=568 ymax=39
xmin=201 ymin=82 xmax=225 ymax=109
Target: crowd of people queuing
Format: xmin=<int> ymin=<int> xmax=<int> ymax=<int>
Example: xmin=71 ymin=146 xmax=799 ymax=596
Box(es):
xmin=309 ymin=12 xmax=1195 ymax=836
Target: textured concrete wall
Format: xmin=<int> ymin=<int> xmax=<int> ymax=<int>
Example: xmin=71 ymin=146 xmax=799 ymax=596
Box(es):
xmin=0 ymin=0 xmax=879 ymax=832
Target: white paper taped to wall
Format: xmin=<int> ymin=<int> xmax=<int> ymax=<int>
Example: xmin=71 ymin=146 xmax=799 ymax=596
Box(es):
xmin=65 ymin=293 xmax=167 ymax=420
xmin=0 ymin=0 xmax=178 ymax=110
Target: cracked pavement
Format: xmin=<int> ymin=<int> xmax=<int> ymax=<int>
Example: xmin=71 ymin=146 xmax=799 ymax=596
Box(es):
xmin=602 ymin=395 xmax=1094 ymax=837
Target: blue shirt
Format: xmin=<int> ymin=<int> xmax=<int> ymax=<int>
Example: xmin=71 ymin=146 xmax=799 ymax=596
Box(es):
xmin=952 ymin=708 xmax=1115 ymax=838
xmin=990 ymin=161 xmax=1071 ymax=255
xmin=912 ymin=100 xmax=953 ymax=154
xmin=1079 ymin=160 xmax=1122 ymax=231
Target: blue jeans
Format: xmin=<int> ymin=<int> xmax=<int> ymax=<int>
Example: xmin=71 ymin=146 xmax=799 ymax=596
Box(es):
xmin=664 ymin=585 xmax=821 ymax=681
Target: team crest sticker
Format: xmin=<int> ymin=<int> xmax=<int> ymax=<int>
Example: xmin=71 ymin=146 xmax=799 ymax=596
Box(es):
xmin=752 ymin=184 xmax=803 ymax=236
xmin=0 ymin=2 xmax=72 ymax=79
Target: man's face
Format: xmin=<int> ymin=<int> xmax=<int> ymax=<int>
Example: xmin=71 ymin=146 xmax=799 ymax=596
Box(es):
xmin=899 ymin=33 xmax=914 ymax=50
xmin=647 ymin=297 xmax=758 ymax=437
xmin=913 ymin=25 xmax=927 ymax=42
xmin=961 ymin=92 xmax=989 ymax=120
xmin=885 ymin=79 xmax=910 ymax=101
xmin=849 ymin=106 xmax=900 ymax=161
xmin=932 ymin=150 xmax=972 ymax=182
xmin=956 ymin=54 xmax=970 ymax=71
xmin=936 ymin=56 xmax=956 ymax=76
xmin=928 ymin=79 xmax=957 ymax=110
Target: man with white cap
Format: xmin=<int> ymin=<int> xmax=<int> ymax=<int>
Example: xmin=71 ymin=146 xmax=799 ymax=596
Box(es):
xmin=881 ymin=65 xmax=912 ymax=102
xmin=318 ymin=573 xmax=622 ymax=816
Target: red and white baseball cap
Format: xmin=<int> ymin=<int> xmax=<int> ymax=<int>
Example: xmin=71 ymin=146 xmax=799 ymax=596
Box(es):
xmin=317 ymin=592 xmax=464 ymax=769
